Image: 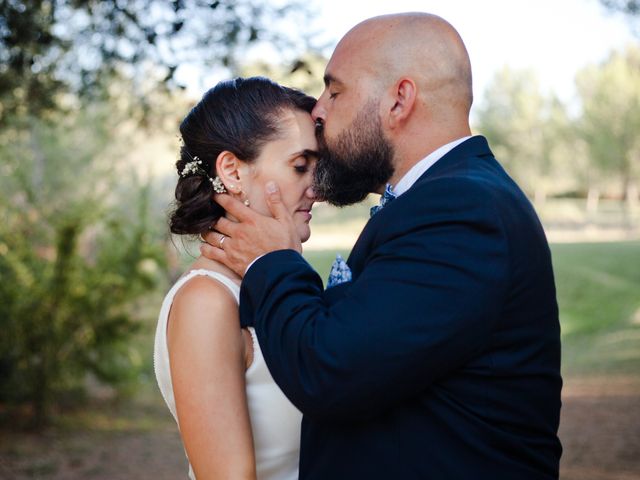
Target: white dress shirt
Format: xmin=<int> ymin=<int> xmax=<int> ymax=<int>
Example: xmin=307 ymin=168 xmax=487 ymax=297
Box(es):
xmin=393 ymin=136 xmax=473 ymax=197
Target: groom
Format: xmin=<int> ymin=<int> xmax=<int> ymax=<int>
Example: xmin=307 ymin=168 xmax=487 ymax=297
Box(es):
xmin=204 ymin=12 xmax=562 ymax=479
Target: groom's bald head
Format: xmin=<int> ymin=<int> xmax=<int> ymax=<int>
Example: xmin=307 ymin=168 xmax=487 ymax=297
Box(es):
xmin=329 ymin=12 xmax=473 ymax=117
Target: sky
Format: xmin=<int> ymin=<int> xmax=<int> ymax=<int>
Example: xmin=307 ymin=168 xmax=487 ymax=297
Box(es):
xmin=307 ymin=0 xmax=636 ymax=105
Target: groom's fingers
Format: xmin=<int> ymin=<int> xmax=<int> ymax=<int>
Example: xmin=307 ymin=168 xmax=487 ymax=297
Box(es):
xmin=202 ymin=229 xmax=223 ymax=246
xmin=199 ymin=241 xmax=230 ymax=265
xmin=264 ymin=181 xmax=290 ymax=222
xmin=214 ymin=216 xmax=239 ymax=237
xmin=214 ymin=194 xmax=254 ymax=221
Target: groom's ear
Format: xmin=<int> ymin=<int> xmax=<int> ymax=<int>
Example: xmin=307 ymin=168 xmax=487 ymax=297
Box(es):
xmin=387 ymin=78 xmax=417 ymax=129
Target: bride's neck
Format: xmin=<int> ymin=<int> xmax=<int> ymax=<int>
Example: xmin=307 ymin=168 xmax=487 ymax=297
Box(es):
xmin=190 ymin=255 xmax=242 ymax=285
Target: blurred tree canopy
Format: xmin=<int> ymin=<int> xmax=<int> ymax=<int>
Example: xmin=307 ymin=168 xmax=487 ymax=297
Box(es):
xmin=599 ymin=0 xmax=640 ymax=16
xmin=599 ymin=0 xmax=640 ymax=35
xmin=0 ymin=0 xmax=313 ymax=123
xmin=473 ymin=67 xmax=572 ymax=204
xmin=0 ymin=101 xmax=167 ymax=427
xmin=240 ymin=51 xmax=327 ymax=97
xmin=576 ymin=45 xmax=640 ymax=201
xmin=474 ymin=45 xmax=640 ymax=206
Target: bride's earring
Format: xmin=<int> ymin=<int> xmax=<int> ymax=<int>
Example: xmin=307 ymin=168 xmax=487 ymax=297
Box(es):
xmin=233 ymin=183 xmax=251 ymax=207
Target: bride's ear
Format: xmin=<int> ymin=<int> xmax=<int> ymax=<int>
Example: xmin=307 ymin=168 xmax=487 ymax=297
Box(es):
xmin=215 ymin=151 xmax=245 ymax=196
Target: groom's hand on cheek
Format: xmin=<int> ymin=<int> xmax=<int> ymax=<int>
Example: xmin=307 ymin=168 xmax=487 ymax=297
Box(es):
xmin=200 ymin=181 xmax=302 ymax=277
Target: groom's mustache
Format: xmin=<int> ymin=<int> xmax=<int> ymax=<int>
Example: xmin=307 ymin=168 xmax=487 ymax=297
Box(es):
xmin=313 ymin=121 xmax=332 ymax=166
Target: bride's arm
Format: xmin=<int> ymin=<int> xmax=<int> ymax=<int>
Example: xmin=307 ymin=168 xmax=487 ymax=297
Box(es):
xmin=168 ymin=276 xmax=256 ymax=480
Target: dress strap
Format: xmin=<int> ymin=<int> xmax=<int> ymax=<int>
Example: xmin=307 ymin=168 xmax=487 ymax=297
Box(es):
xmin=178 ymin=268 xmax=241 ymax=303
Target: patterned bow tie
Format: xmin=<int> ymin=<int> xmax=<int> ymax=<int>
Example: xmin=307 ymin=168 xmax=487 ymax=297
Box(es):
xmin=370 ymin=184 xmax=396 ymax=217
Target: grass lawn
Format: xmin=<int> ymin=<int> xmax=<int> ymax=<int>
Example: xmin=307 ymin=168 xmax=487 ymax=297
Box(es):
xmin=304 ymin=241 xmax=640 ymax=376
xmin=551 ymin=241 xmax=640 ymax=375
xmin=2 ymin=240 xmax=639 ymax=479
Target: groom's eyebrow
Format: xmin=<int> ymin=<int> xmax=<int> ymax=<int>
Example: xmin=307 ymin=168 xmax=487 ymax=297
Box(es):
xmin=323 ymin=73 xmax=342 ymax=87
xmin=290 ymin=149 xmax=319 ymax=159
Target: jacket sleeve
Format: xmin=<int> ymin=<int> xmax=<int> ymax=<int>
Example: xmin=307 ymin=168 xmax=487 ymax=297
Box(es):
xmin=239 ymin=178 xmax=509 ymax=420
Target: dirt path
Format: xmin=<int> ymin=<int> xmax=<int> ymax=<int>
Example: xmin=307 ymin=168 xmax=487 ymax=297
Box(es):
xmin=1 ymin=375 xmax=639 ymax=479
xmin=0 ymin=429 xmax=186 ymax=479
xmin=559 ymin=375 xmax=640 ymax=480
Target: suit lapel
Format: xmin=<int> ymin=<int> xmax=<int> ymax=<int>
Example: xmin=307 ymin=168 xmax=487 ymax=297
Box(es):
xmin=346 ymin=136 xmax=494 ymax=277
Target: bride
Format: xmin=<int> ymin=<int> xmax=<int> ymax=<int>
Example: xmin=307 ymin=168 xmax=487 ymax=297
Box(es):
xmin=154 ymin=77 xmax=318 ymax=479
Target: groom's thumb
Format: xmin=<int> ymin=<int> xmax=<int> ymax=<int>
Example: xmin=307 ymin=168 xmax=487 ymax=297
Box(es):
xmin=265 ymin=181 xmax=288 ymax=221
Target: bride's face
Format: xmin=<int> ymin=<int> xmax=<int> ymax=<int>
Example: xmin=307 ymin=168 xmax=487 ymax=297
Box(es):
xmin=242 ymin=109 xmax=318 ymax=242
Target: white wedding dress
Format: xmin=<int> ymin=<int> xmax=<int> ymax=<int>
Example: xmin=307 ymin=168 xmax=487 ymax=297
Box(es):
xmin=154 ymin=269 xmax=301 ymax=480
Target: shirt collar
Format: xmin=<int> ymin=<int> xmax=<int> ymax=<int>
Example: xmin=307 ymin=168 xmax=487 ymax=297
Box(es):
xmin=393 ymin=136 xmax=473 ymax=197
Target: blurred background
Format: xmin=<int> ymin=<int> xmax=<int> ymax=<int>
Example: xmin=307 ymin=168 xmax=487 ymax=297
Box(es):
xmin=0 ymin=0 xmax=638 ymax=479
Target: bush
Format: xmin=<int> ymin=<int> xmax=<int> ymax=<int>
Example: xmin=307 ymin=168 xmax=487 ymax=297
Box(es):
xmin=0 ymin=109 xmax=166 ymax=427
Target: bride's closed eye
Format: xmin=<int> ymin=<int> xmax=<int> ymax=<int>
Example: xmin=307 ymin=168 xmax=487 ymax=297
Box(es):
xmin=294 ymin=162 xmax=309 ymax=174
xmin=293 ymin=154 xmax=316 ymax=174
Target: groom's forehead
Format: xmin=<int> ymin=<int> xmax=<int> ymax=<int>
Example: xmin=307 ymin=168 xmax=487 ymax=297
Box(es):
xmin=324 ymin=51 xmax=361 ymax=85
xmin=326 ymin=30 xmax=383 ymax=82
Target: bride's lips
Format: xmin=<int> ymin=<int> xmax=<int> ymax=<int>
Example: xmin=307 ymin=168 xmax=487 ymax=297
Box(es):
xmin=296 ymin=208 xmax=313 ymax=222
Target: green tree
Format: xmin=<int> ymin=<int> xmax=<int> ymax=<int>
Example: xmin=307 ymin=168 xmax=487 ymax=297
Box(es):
xmin=473 ymin=67 xmax=571 ymax=204
xmin=0 ymin=101 xmax=166 ymax=427
xmin=0 ymin=0 xmax=314 ymax=123
xmin=575 ymin=46 xmax=640 ymax=205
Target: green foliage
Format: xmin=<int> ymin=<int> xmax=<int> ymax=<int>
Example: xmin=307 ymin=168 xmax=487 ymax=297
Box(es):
xmin=575 ymin=46 xmax=640 ymax=198
xmin=474 ymin=47 xmax=640 ymax=202
xmin=0 ymin=106 xmax=166 ymax=426
xmin=473 ymin=67 xmax=573 ymax=201
xmin=0 ymin=0 xmax=314 ymax=123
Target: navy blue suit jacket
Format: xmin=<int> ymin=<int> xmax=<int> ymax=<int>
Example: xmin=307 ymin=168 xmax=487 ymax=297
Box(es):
xmin=240 ymin=136 xmax=562 ymax=479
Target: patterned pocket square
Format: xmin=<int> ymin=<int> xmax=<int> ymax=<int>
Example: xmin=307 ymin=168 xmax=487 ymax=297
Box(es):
xmin=326 ymin=254 xmax=352 ymax=289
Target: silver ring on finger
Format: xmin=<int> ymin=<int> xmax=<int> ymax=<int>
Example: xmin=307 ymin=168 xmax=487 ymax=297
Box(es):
xmin=199 ymin=233 xmax=206 ymax=243
xmin=218 ymin=235 xmax=226 ymax=248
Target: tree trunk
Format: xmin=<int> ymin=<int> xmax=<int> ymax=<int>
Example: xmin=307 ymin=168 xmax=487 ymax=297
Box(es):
xmin=31 ymin=353 xmax=50 ymax=429
xmin=587 ymin=187 xmax=600 ymax=214
xmin=626 ymin=182 xmax=638 ymax=211
xmin=625 ymin=182 xmax=639 ymax=230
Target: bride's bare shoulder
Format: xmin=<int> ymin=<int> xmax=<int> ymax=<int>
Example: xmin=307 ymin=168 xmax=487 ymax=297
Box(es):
xmin=170 ymin=273 xmax=238 ymax=323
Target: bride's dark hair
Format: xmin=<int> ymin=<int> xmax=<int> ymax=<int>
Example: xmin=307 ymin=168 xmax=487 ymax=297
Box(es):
xmin=169 ymin=77 xmax=316 ymax=235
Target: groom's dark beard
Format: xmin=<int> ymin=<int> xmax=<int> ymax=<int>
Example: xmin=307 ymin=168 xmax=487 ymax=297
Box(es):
xmin=313 ymin=100 xmax=395 ymax=207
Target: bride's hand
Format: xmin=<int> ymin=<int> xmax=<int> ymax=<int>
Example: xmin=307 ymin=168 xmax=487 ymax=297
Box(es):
xmin=200 ymin=181 xmax=302 ymax=277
